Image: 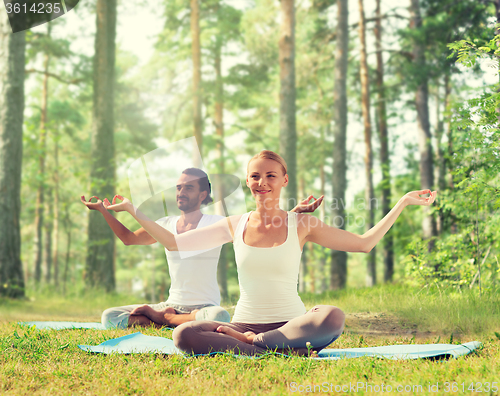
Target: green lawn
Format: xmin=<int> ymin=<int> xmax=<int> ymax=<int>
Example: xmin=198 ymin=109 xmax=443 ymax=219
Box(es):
xmin=1 ymin=286 xmax=499 ymax=395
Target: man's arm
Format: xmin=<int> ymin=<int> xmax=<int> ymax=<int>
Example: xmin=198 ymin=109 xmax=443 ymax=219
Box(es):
xmin=105 ymin=195 xmax=235 ymax=251
xmin=81 ymin=196 xmax=156 ymax=246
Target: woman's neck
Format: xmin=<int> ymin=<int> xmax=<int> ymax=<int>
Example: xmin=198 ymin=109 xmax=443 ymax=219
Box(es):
xmin=253 ymin=199 xmax=285 ymax=223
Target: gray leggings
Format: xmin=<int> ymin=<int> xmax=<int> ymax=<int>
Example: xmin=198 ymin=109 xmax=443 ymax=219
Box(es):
xmin=173 ymin=305 xmax=345 ymax=356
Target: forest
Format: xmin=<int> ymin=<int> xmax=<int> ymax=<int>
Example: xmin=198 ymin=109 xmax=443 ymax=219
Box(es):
xmin=0 ymin=0 xmax=499 ymax=303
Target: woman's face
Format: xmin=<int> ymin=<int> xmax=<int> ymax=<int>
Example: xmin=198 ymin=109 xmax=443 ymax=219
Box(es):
xmin=246 ymin=158 xmax=288 ymax=203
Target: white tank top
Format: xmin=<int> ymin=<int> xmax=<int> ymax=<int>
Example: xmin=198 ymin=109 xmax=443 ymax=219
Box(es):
xmin=232 ymin=211 xmax=307 ymax=323
xmin=156 ymin=214 xmax=223 ymax=306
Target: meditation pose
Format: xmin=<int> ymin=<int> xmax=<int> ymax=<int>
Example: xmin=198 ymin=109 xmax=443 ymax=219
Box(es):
xmin=82 ymin=167 xmax=321 ymax=329
xmin=105 ymin=151 xmax=436 ymax=354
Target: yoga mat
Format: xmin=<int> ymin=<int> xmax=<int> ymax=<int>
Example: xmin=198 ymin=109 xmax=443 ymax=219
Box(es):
xmin=78 ymin=332 xmax=481 ymax=360
xmin=79 ymin=332 xmax=180 ymax=354
xmin=21 ymin=321 xmax=107 ymax=330
xmin=20 ymin=321 xmax=175 ymax=331
xmin=316 ymin=342 xmax=481 ymax=360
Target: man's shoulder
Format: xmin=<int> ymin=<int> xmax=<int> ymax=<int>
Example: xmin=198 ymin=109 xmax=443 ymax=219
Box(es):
xmin=156 ymin=216 xmax=179 ymax=227
xmin=201 ymin=214 xmax=225 ymax=225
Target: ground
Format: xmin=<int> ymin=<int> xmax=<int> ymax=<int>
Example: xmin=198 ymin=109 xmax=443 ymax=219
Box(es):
xmin=345 ymin=312 xmax=429 ymax=338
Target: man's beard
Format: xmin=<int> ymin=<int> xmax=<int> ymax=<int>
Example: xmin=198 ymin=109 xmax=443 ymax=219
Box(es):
xmin=177 ymin=197 xmax=197 ymax=212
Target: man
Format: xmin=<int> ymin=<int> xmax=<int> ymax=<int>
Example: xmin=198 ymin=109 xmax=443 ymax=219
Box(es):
xmin=81 ymin=168 xmax=323 ymax=328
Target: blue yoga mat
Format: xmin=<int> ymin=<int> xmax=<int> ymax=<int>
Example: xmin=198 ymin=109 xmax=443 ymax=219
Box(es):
xmin=316 ymin=342 xmax=481 ymax=360
xmin=78 ymin=332 xmax=481 ymax=360
xmin=20 ymin=321 xmax=175 ymax=331
xmin=21 ymin=321 xmax=106 ymax=330
xmin=79 ymin=332 xmax=180 ymax=354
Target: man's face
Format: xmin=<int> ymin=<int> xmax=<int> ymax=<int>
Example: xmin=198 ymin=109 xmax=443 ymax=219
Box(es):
xmin=175 ymin=173 xmax=206 ymax=213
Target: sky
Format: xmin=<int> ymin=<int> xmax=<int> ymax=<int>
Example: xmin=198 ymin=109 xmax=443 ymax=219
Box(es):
xmin=12 ymin=0 xmax=499 ymax=209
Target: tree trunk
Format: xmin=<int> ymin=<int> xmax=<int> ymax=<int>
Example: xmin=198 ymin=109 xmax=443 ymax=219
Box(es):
xmin=53 ymin=129 xmax=60 ymax=287
xmin=214 ymin=16 xmax=228 ymax=301
xmin=410 ymin=0 xmax=436 ymax=247
xmin=63 ymin=227 xmax=71 ymax=296
xmin=44 ymin=189 xmax=53 ymax=283
xmin=191 ymin=0 xmax=202 ymax=161
xmin=358 ymin=0 xmax=376 ymax=287
xmin=279 ymin=0 xmax=297 ymax=211
xmin=444 ymin=74 xmax=454 ymax=191
xmin=318 ymin=125 xmax=328 ymax=294
xmin=330 ymin=0 xmax=349 ymax=290
xmin=298 ymin=177 xmax=307 ymax=293
xmin=375 ymin=0 xmax=393 ymax=282
xmin=434 ymin=81 xmax=446 ymax=235
xmin=85 ymin=0 xmax=117 ymax=292
xmin=33 ymin=46 xmax=50 ymax=284
xmin=0 ymin=13 xmax=26 ymax=298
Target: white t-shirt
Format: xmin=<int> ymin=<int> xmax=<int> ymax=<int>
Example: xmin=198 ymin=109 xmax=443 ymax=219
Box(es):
xmin=155 ymin=214 xmax=224 ymax=306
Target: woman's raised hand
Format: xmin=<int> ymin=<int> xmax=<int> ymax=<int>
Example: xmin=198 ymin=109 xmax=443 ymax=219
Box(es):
xmin=292 ymin=195 xmax=325 ymax=214
xmin=104 ymin=195 xmax=134 ymax=213
xmin=403 ymin=190 xmax=437 ymax=207
xmin=80 ymin=196 xmax=105 ymax=211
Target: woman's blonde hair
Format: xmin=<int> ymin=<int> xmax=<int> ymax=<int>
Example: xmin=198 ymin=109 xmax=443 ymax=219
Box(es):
xmin=247 ymin=150 xmax=287 ymax=175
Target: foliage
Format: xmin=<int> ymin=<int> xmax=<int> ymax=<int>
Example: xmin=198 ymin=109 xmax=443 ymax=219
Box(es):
xmin=404 ymin=29 xmax=500 ymax=290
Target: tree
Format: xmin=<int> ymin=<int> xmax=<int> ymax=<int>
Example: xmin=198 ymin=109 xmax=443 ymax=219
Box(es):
xmin=374 ymin=0 xmax=393 ymax=282
xmin=85 ymin=0 xmax=117 ymax=292
xmin=358 ymin=0 xmax=376 ymax=286
xmin=409 ymin=0 xmax=436 ymax=247
xmin=212 ymin=0 xmax=227 ymax=301
xmin=330 ymin=0 xmax=349 ymax=289
xmin=0 ymin=13 xmax=26 ymax=298
xmin=191 ymin=0 xmax=203 ymax=161
xmin=279 ymin=0 xmax=297 ymax=210
xmin=32 ymin=25 xmax=51 ymax=284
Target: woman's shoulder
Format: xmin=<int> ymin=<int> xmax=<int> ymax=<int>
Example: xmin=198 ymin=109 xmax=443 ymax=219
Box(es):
xmin=294 ymin=212 xmax=321 ymax=229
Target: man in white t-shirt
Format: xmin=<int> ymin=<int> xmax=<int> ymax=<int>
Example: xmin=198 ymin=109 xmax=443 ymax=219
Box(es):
xmin=81 ymin=168 xmax=229 ymax=328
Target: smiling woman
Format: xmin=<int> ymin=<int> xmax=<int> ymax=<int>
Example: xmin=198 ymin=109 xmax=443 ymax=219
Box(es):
xmin=104 ymin=149 xmax=436 ymax=356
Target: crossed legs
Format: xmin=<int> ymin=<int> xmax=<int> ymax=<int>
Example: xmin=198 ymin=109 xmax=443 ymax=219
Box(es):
xmin=173 ymin=305 xmax=345 ymax=356
xmin=101 ymin=303 xmax=230 ymax=329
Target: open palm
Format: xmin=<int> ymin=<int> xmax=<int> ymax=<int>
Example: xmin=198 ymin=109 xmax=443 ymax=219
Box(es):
xmin=404 ymin=190 xmax=437 ymax=206
xmin=80 ymin=195 xmax=105 ymax=211
xmin=104 ymin=195 xmax=133 ymax=213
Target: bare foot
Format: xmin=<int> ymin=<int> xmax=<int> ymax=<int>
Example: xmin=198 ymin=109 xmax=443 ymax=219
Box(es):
xmin=163 ymin=307 xmax=176 ymax=315
xmin=163 ymin=309 xmax=198 ymax=326
xmin=130 ymin=305 xmax=162 ymax=322
xmin=216 ymin=325 xmax=256 ymax=344
xmin=130 ymin=305 xmax=179 ymax=326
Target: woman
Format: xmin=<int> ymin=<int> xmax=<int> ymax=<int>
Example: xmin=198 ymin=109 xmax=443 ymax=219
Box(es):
xmin=105 ymin=150 xmax=436 ymax=355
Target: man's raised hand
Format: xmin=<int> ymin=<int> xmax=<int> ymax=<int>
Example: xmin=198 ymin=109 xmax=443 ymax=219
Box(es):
xmin=104 ymin=195 xmax=134 ymax=213
xmin=80 ymin=195 xmax=106 ymax=211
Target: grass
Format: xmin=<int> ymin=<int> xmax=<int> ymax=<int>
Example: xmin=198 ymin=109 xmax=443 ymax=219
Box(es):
xmin=1 ymin=285 xmax=499 ymax=395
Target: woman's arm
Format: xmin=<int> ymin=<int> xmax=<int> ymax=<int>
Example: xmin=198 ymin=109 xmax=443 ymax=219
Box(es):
xmin=81 ymin=196 xmax=156 ymax=246
xmin=304 ymin=190 xmax=436 ymax=253
xmin=291 ymin=195 xmax=324 ymax=214
xmin=104 ymin=195 xmax=236 ymax=251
